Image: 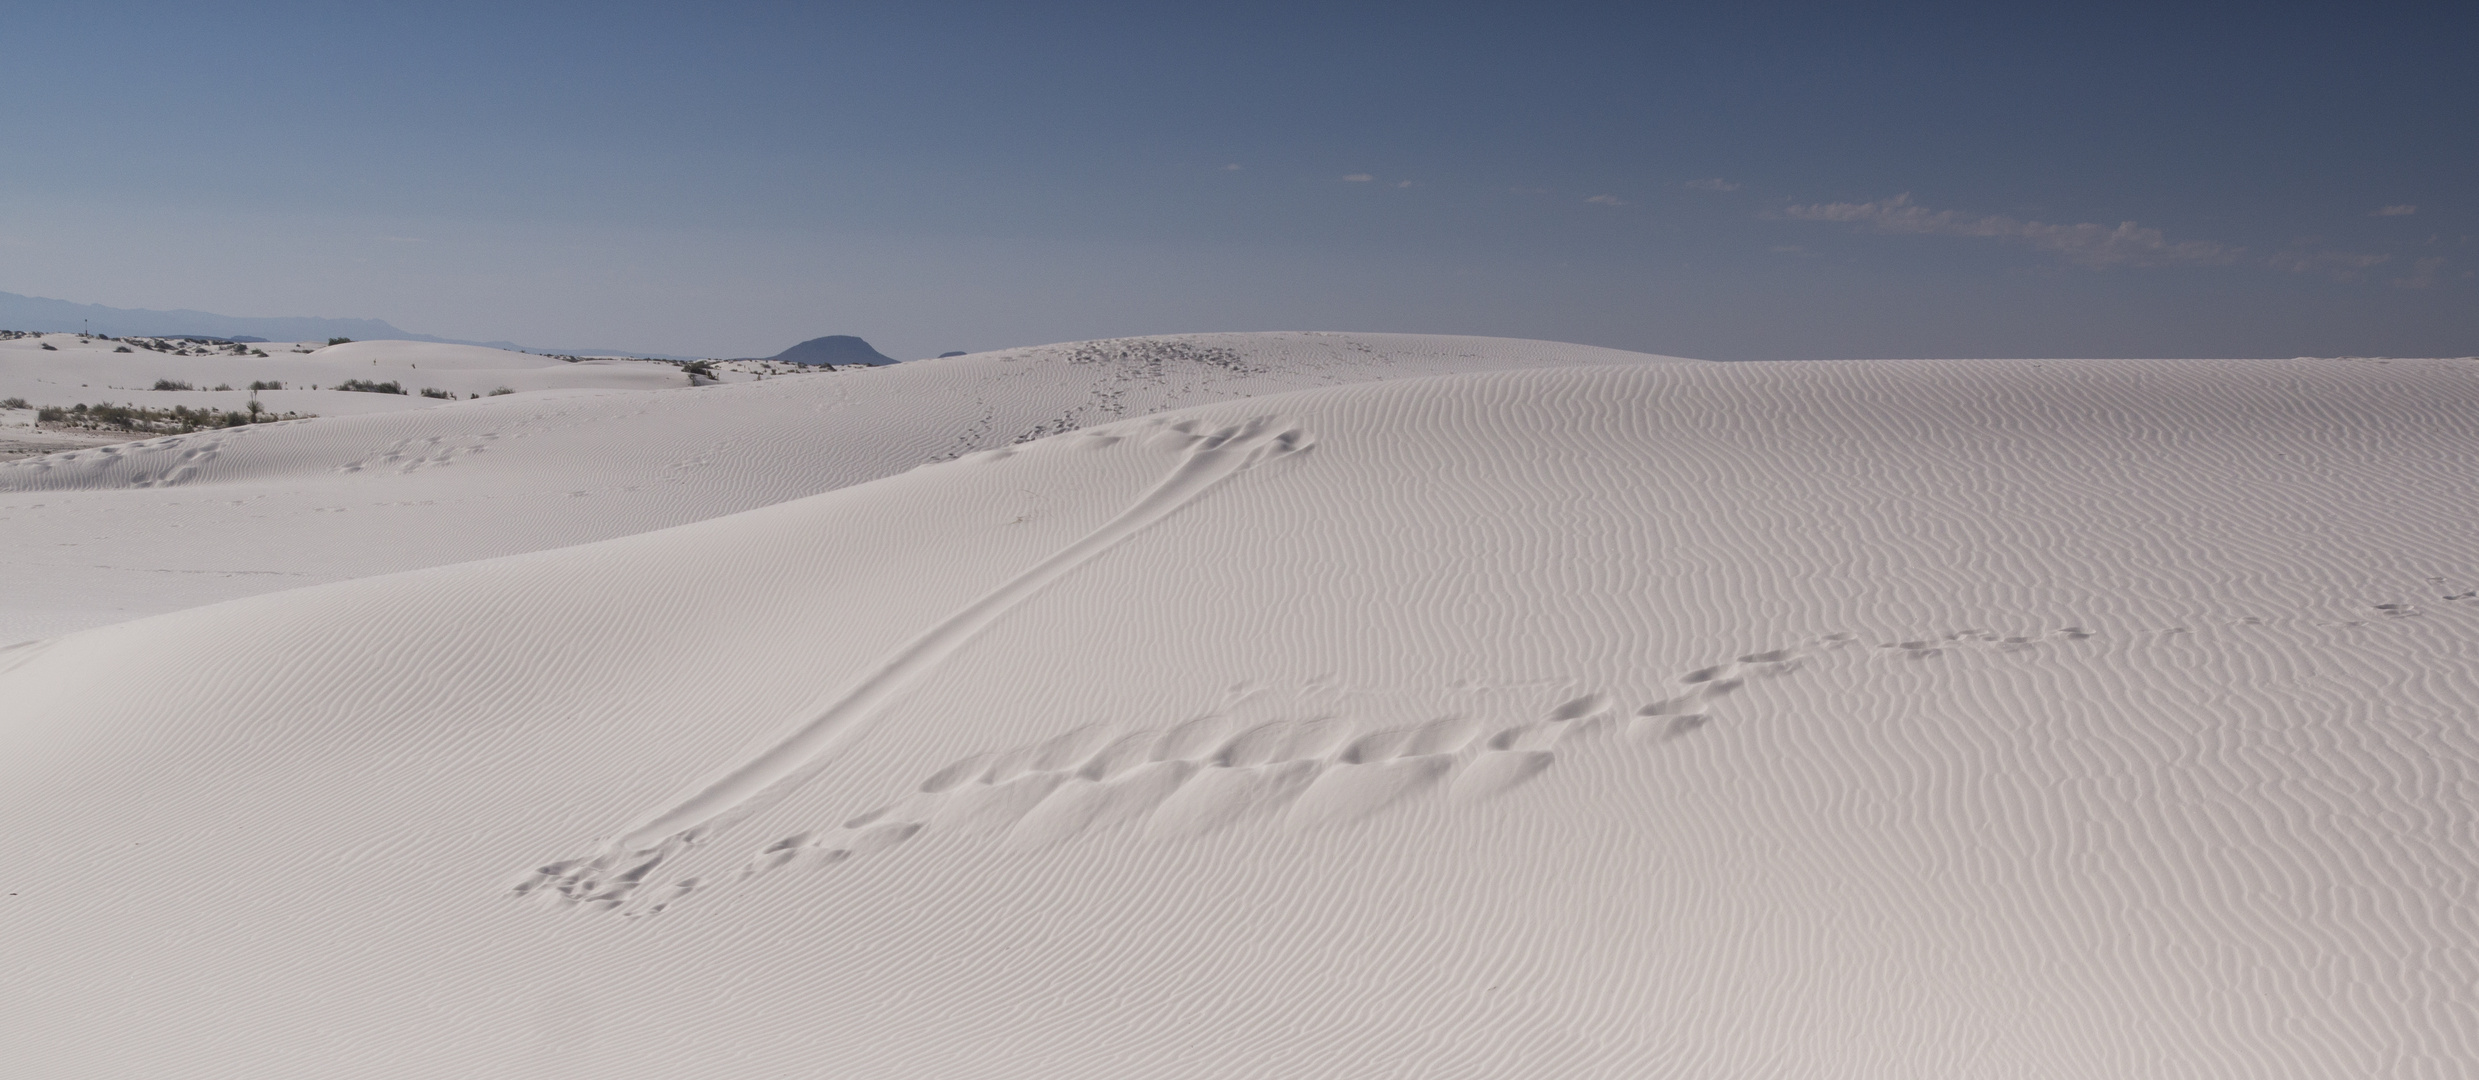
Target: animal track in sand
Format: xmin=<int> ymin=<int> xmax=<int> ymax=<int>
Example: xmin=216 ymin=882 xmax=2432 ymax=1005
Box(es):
xmin=334 ymin=433 xmax=496 ymax=475
xmin=529 ymin=622 xmax=2112 ymax=917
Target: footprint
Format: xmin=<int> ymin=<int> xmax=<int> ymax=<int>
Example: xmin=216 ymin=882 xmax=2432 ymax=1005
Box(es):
xmin=919 ymin=753 xmax=993 ymax=794
xmin=1285 ymin=755 xmax=1454 ymax=832
xmin=1075 ymin=730 xmax=1163 ymax=781
xmin=929 ymin=773 xmax=1068 ymax=836
xmin=1145 ymin=760 xmax=1321 ymax=840
xmin=1007 ymin=760 xmax=1196 ymax=850
xmin=1400 ymin=715 xmax=1483 ymax=756
xmin=1485 ymin=723 xmax=1561 ymax=752
xmin=1449 ymin=751 xmax=1554 ymax=804
xmin=1625 ymin=711 xmax=1708 ymax=742
xmin=1216 ymin=716 xmax=1353 ymax=767
xmin=1547 ymin=693 xmax=1613 ymax=721
xmin=985 ymin=725 xmax=1109 ymax=784
xmin=1152 ymin=714 xmax=1236 ymax=762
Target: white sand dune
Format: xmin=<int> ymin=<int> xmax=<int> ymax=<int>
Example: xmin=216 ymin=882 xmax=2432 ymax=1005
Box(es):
xmin=3 ymin=344 xmax=2476 ymax=1078
xmin=0 ymin=333 xmax=1681 ymax=637
xmin=0 ymin=334 xmax=686 ymax=418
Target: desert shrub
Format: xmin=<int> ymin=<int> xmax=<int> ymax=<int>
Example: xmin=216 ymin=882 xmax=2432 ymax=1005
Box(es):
xmin=327 ymin=337 xmax=354 ymax=346
xmin=211 ymin=383 xmax=233 ymax=392
xmin=248 ymin=380 xmax=283 ymax=391
xmin=39 ymin=343 xmax=56 ymax=351
xmin=152 ymin=379 xmax=195 ymax=391
xmin=113 ymin=346 xmax=132 ymax=353
xmin=334 ymin=379 xmax=405 ymax=394
xmin=35 ymin=400 xmax=311 ymax=433
xmin=489 ymin=386 xmax=516 ymax=396
xmin=419 ymin=387 xmax=453 ymax=399
xmin=2 ymin=397 xmax=28 ymax=409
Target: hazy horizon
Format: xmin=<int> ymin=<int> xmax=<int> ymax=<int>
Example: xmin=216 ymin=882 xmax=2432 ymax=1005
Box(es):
xmin=3 ymin=2 xmax=2470 ymax=360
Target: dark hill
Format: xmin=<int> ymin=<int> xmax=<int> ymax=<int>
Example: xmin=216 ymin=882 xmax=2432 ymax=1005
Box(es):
xmin=763 ymin=335 xmax=899 ymax=366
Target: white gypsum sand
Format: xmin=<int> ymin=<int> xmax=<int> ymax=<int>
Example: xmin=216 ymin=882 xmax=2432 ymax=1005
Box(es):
xmin=1 ymin=344 xmax=2475 ymax=1078
xmin=0 ymin=332 xmax=1680 ymax=638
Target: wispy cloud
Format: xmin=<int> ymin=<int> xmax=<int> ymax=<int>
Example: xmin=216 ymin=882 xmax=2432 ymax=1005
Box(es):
xmin=1585 ymin=194 xmax=1625 ymax=206
xmin=1784 ymin=193 xmax=2240 ymax=268
xmin=1395 ymin=180 xmax=1413 ymax=188
xmin=2373 ymin=204 xmax=2417 ymax=216
xmin=2392 ymin=256 xmax=2446 ymax=289
xmin=1685 ymin=178 xmax=1740 ymax=192
xmin=2267 ymin=249 xmax=2391 ymax=278
xmin=1341 ymin=173 xmax=1374 ymax=183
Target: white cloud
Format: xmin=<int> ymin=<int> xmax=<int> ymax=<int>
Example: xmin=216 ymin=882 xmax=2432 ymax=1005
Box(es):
xmin=1686 ymin=178 xmax=1740 ymax=192
xmin=1395 ymin=180 xmax=1413 ymax=188
xmin=1585 ymin=194 xmax=1625 ymax=206
xmin=1784 ymin=193 xmax=2241 ymax=268
xmin=2374 ymin=204 xmax=2417 ymax=216
xmin=1342 ymin=173 xmax=1374 ymax=183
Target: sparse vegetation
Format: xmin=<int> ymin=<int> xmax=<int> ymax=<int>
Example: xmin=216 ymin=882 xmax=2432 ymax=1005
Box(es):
xmin=211 ymin=383 xmax=234 ymax=392
xmin=333 ymin=379 xmax=405 ymax=395
xmin=2 ymin=397 xmax=28 ymax=409
xmin=113 ymin=346 xmax=132 ymax=353
xmin=419 ymin=387 xmax=454 ymax=399
xmin=152 ymin=379 xmax=196 ymax=392
xmin=36 ymin=401 xmax=312 ymax=434
xmin=489 ymin=386 xmax=516 ymax=396
xmin=327 ymin=337 xmax=354 ymax=346
xmin=249 ymin=380 xmax=283 ymax=392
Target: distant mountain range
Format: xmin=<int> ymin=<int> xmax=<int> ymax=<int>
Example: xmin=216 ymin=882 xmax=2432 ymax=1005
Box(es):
xmin=0 ymin=290 xmax=696 ymax=360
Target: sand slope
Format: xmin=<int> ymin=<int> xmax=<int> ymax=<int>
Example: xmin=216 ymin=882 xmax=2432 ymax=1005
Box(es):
xmin=2 ymin=354 xmax=2473 ymax=1078
xmin=0 ymin=334 xmax=686 ymax=418
xmin=0 ymin=333 xmax=1683 ymax=637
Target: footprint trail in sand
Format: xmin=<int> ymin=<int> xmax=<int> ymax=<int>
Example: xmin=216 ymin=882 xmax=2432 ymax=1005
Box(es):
xmin=519 ymin=417 xmax=1311 ymax=907
xmin=537 ymin=622 xmax=2107 ymax=916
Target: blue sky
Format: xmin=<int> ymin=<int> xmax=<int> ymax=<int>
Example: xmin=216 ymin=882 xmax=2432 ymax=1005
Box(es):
xmin=1 ymin=1 xmax=2469 ymax=359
